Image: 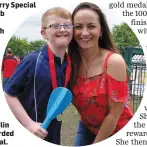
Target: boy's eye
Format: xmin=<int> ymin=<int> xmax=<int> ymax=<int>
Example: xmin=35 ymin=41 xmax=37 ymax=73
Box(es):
xmin=64 ymin=24 xmax=73 ymax=29
xmin=52 ymin=24 xmax=60 ymax=29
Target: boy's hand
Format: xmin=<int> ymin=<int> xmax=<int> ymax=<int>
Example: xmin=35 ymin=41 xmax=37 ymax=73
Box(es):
xmin=26 ymin=121 xmax=48 ymax=139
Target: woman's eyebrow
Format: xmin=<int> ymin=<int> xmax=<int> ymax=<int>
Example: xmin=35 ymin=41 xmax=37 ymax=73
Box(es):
xmin=88 ymin=22 xmax=98 ymax=25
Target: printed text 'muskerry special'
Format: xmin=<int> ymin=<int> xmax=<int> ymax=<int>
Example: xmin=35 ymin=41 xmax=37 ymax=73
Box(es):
xmin=0 ymin=2 xmax=36 ymax=9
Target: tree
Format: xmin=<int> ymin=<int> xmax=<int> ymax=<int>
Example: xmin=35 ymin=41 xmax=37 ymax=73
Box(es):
xmin=6 ymin=36 xmax=46 ymax=57
xmin=29 ymin=40 xmax=46 ymax=52
xmin=111 ymin=23 xmax=140 ymax=49
xmin=7 ymin=36 xmax=31 ymax=56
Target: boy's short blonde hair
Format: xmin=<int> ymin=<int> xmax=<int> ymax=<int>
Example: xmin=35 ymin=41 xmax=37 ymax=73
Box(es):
xmin=41 ymin=7 xmax=72 ymax=29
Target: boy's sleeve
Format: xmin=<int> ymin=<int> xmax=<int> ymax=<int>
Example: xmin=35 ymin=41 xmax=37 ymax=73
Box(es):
xmin=4 ymin=55 xmax=35 ymax=97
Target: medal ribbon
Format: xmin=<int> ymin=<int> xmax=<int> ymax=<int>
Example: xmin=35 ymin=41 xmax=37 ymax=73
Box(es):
xmin=48 ymin=46 xmax=71 ymax=89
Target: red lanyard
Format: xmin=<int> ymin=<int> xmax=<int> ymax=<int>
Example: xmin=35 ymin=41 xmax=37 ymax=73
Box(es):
xmin=48 ymin=46 xmax=71 ymax=89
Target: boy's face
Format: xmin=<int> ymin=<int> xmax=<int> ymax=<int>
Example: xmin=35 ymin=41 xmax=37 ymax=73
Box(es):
xmin=41 ymin=15 xmax=73 ymax=49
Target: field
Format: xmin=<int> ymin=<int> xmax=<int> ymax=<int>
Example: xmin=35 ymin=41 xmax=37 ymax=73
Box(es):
xmin=61 ymin=104 xmax=80 ymax=146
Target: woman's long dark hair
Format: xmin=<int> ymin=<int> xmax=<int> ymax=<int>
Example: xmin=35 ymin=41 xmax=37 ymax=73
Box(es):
xmin=68 ymin=2 xmax=118 ymax=88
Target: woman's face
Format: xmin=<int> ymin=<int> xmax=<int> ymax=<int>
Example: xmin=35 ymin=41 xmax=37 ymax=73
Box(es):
xmin=73 ymin=9 xmax=102 ymax=50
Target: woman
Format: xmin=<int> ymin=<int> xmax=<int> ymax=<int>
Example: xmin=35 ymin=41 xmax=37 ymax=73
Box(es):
xmin=68 ymin=2 xmax=133 ymax=146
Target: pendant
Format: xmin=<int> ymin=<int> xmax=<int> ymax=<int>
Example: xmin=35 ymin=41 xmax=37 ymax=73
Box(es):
xmin=57 ymin=114 xmax=63 ymax=121
xmin=86 ymin=70 xmax=88 ymax=75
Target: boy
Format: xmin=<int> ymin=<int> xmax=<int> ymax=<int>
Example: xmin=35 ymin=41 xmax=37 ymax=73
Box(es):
xmin=4 ymin=7 xmax=73 ymax=144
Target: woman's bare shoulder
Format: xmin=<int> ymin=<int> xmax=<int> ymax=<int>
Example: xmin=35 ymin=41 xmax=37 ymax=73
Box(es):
xmin=107 ymin=53 xmax=127 ymax=81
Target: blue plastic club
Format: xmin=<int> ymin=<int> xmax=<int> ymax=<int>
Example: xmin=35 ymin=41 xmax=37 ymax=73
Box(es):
xmin=41 ymin=87 xmax=72 ymax=130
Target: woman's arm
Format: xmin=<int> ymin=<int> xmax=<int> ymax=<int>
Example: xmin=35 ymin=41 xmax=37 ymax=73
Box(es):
xmin=93 ymin=53 xmax=127 ymax=143
xmin=5 ymin=93 xmax=48 ymax=139
xmin=93 ymin=99 xmax=124 ymax=143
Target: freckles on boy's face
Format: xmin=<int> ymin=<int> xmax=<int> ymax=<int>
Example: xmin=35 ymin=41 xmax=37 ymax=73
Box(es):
xmin=43 ymin=15 xmax=73 ymax=49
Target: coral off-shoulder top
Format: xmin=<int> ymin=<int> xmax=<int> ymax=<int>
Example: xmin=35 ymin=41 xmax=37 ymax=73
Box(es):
xmin=72 ymin=52 xmax=133 ymax=135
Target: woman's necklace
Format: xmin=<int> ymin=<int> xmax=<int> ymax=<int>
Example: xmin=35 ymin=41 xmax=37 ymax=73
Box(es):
xmin=82 ymin=51 xmax=98 ymax=75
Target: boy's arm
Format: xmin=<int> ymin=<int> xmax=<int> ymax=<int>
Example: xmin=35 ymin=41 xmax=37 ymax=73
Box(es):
xmin=4 ymin=54 xmax=48 ymax=139
xmin=5 ymin=92 xmax=48 ymax=139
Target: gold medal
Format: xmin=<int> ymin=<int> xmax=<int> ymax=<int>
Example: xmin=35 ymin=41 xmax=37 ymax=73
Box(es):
xmin=57 ymin=114 xmax=63 ymax=121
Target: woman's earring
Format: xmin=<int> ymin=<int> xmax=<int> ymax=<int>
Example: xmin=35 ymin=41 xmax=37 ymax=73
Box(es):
xmin=100 ymin=36 xmax=102 ymax=39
